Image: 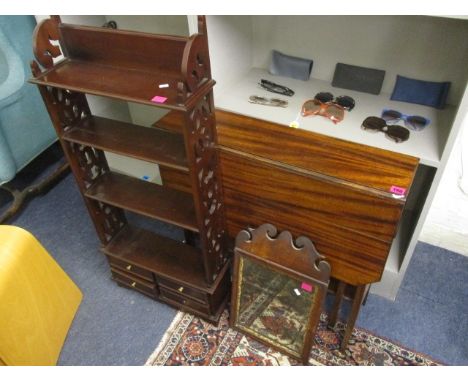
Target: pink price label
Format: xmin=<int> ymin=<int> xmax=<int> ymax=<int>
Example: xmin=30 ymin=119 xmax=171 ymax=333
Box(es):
xmin=151 ymin=95 xmax=167 ymax=103
xmin=390 ymin=185 xmax=406 ymax=196
xmin=301 ymin=282 xmax=313 ymax=292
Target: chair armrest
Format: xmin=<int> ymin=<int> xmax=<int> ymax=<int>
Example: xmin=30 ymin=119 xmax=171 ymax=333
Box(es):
xmin=0 ymin=29 xmax=25 ymax=109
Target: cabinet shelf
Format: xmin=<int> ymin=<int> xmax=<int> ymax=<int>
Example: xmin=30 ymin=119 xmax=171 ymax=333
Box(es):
xmin=63 ymin=115 xmax=189 ymax=172
xmin=215 ymin=68 xmax=457 ymax=168
xmin=102 ymin=225 xmax=211 ymax=291
xmin=85 ymin=172 xmax=198 ymax=232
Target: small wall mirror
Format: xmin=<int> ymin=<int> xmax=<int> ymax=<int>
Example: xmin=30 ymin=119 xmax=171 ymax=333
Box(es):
xmin=230 ymin=224 xmax=331 ymax=364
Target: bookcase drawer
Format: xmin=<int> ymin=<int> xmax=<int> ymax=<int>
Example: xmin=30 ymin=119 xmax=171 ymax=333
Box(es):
xmin=159 ymin=287 xmax=211 ymax=315
xmin=156 ymin=276 xmax=209 ymax=303
xmin=111 ymin=267 xmax=158 ymax=298
xmin=107 ymin=256 xmax=154 ymax=282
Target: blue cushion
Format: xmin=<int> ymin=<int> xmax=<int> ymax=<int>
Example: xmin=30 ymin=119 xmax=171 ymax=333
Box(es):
xmin=390 ymin=75 xmax=451 ymax=109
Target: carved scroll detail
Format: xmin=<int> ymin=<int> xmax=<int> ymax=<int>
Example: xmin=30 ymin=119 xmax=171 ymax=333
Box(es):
xmin=180 ymin=33 xmax=212 ymax=100
xmin=236 ymin=224 xmax=331 ymax=281
xmin=32 ymin=16 xmax=62 ymax=70
xmin=186 ymin=94 xmax=227 ymax=282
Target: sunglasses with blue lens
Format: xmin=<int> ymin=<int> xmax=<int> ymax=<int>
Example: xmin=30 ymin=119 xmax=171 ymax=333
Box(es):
xmin=381 ymin=109 xmax=430 ymax=131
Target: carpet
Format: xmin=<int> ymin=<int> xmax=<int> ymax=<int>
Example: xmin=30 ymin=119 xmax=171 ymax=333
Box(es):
xmin=145 ymin=310 xmax=442 ymax=366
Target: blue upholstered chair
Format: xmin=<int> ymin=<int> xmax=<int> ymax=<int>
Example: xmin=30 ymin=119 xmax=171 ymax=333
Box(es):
xmin=0 ymin=16 xmax=65 ymax=222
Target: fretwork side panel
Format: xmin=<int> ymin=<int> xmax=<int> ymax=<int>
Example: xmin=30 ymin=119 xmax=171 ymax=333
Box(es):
xmin=183 ymin=91 xmax=227 ymax=283
xmin=32 ymin=66 xmax=126 ymax=245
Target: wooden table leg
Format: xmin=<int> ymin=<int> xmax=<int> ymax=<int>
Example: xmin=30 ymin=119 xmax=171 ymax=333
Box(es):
xmin=0 ymin=161 xmax=69 ymax=224
xmin=328 ymin=280 xmax=346 ymax=328
xmin=340 ymin=284 xmax=367 ymax=351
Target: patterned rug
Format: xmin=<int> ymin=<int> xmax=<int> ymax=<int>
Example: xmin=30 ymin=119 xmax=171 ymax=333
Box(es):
xmin=145 ymin=310 xmax=442 ymax=366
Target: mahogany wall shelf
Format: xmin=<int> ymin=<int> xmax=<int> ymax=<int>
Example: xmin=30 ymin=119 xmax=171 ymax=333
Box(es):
xmin=29 ymin=16 xmax=229 ymax=323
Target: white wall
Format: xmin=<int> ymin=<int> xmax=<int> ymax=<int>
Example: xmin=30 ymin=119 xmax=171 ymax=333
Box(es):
xmin=206 ymin=16 xmax=253 ymax=101
xmin=105 ymin=15 xmax=188 ymax=36
xmin=420 ymin=114 xmax=468 ymax=255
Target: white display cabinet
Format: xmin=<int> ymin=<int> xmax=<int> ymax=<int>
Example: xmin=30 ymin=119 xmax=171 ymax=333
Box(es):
xmin=200 ymin=15 xmax=468 ymax=300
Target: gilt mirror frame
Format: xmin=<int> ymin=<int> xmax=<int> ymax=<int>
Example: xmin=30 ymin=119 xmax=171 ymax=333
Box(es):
xmin=230 ymin=224 xmax=331 ymax=365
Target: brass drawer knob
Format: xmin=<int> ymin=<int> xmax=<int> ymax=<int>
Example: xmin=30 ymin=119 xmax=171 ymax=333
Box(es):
xmin=126 ymin=265 xmax=132 ymax=271
xmin=131 ymin=282 xmax=136 ymax=288
xmin=178 ymin=286 xmax=184 ymax=293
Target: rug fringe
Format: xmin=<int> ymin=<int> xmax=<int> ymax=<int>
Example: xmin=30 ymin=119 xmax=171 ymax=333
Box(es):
xmin=145 ymin=311 xmax=187 ymax=366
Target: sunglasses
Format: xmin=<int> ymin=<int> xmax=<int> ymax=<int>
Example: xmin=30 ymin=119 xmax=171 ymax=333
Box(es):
xmin=249 ymin=95 xmax=288 ymax=107
xmin=361 ymin=116 xmax=410 ymax=143
xmin=315 ymin=92 xmax=355 ymax=111
xmin=259 ymin=79 xmax=295 ymax=96
xmin=301 ymin=99 xmax=345 ymax=124
xmin=381 ymin=109 xmax=430 ymax=131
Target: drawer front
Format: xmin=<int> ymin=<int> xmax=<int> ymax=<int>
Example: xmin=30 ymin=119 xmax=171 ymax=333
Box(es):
xmin=156 ymin=276 xmax=208 ymax=303
xmin=220 ymin=150 xmax=403 ymax=243
xmin=107 ymin=256 xmax=154 ymax=282
xmin=216 ymin=110 xmax=419 ymax=195
xmin=159 ymin=287 xmax=211 ymax=315
xmin=111 ymin=268 xmax=158 ymax=298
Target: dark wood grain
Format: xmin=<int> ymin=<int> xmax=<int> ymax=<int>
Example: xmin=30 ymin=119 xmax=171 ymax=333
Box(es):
xmin=59 ymin=23 xmax=188 ymax=74
xmin=85 ymin=172 xmax=198 ymax=232
xmin=111 ymin=267 xmax=158 ymax=299
xmin=29 ymin=22 xmax=216 ymax=109
xmin=340 ymin=285 xmax=367 ymax=350
xmin=159 ymin=166 xmax=193 ymax=193
xmin=153 ymin=112 xmax=193 ymax=192
xmin=152 ymin=110 xmax=185 ymax=134
xmin=102 ymin=225 xmax=211 ymax=291
xmin=220 ymin=150 xmax=403 ymax=243
xmin=62 ymin=115 xmax=189 ymax=172
xmin=30 ymin=15 xmax=229 ymax=324
xmin=29 ymin=60 xmax=213 ymax=111
xmin=223 ymin=191 xmax=391 ymax=285
xmin=217 ymin=110 xmax=419 ymax=196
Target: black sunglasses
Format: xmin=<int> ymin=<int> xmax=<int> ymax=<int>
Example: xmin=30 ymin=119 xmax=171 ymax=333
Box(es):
xmin=314 ymin=92 xmax=355 ymax=111
xmin=259 ymin=79 xmax=295 ymax=97
xmin=361 ymin=116 xmax=410 ymax=143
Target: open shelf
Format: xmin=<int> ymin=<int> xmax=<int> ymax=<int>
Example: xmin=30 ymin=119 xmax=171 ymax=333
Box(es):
xmin=152 ymin=110 xmax=185 ymax=134
xmin=30 ymin=59 xmax=214 ymax=111
xmin=85 ymin=172 xmax=198 ymax=232
xmin=29 ymin=23 xmax=216 ymax=110
xmin=63 ymin=115 xmax=189 ymax=172
xmin=102 ymin=225 xmax=210 ymax=290
xmin=215 ymin=68 xmax=457 ymax=168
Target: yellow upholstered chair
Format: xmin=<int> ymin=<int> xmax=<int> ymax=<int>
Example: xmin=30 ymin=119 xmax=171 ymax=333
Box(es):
xmin=0 ymin=225 xmax=82 ymax=365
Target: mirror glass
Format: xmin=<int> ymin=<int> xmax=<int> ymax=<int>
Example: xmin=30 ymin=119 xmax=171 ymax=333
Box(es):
xmin=235 ymin=255 xmax=318 ymax=357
